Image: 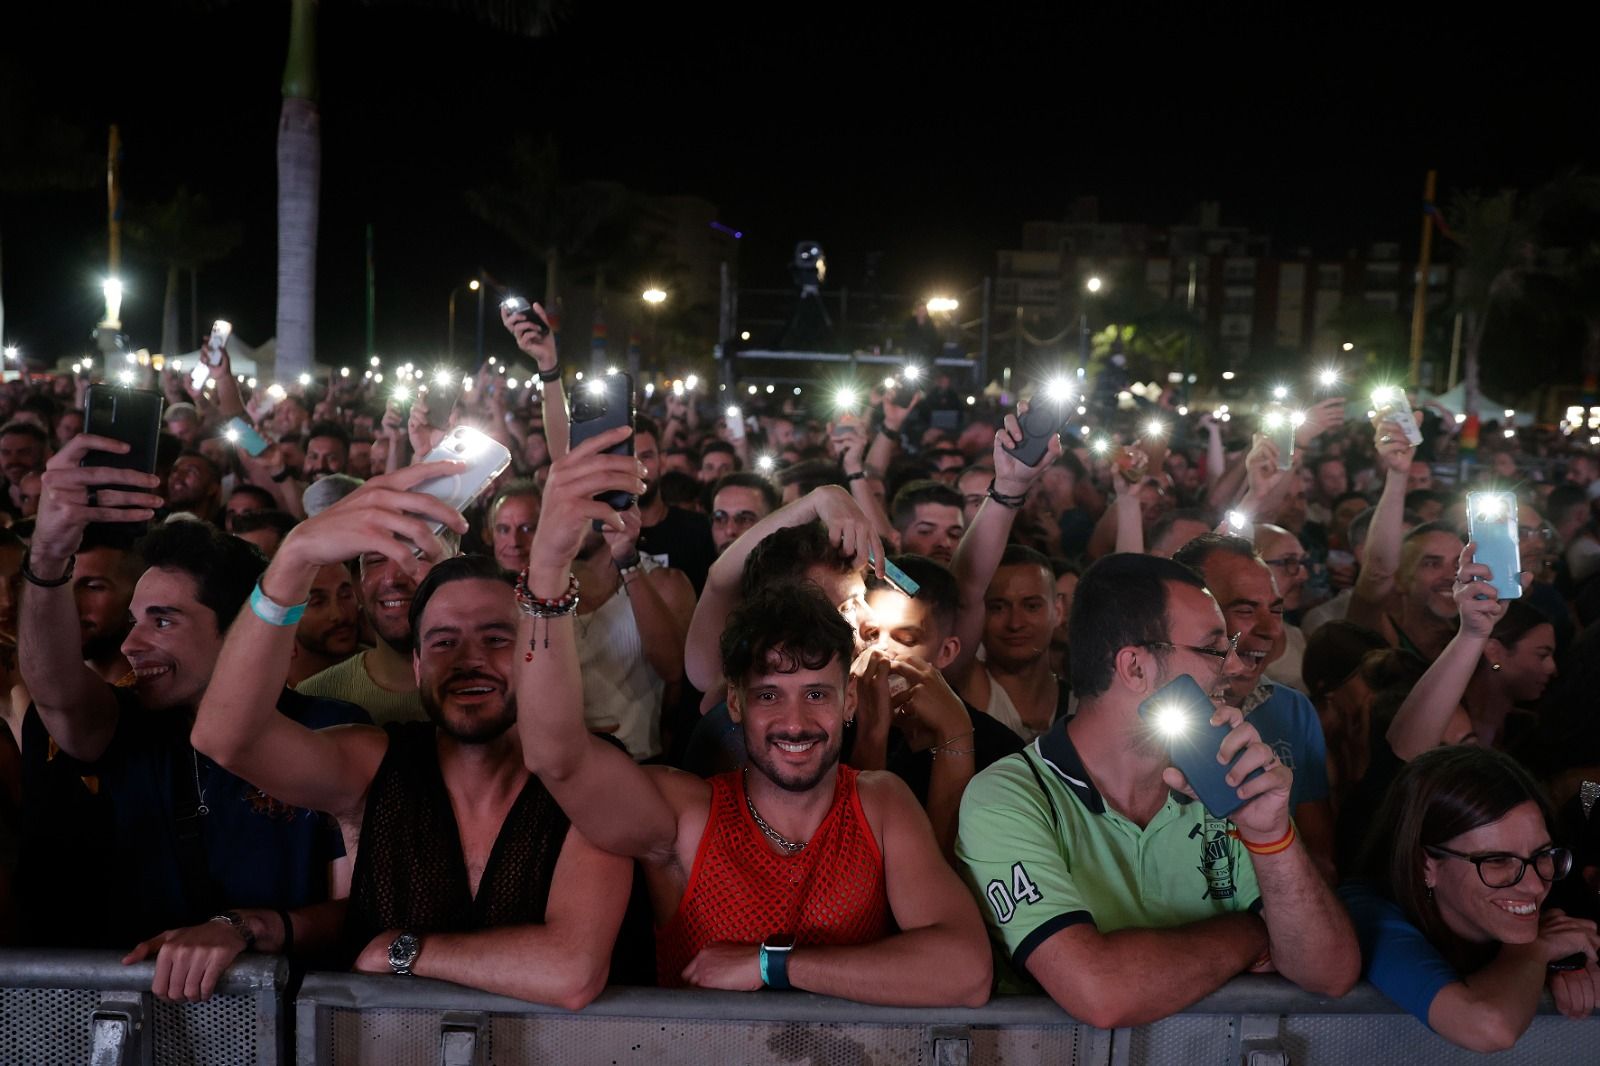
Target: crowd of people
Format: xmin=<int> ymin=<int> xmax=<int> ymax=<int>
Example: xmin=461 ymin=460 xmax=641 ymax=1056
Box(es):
xmin=0 ymin=301 xmax=1596 ymax=1050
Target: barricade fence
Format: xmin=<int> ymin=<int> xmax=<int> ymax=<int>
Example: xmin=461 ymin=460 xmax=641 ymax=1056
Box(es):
xmin=0 ymin=951 xmax=1591 ymax=1065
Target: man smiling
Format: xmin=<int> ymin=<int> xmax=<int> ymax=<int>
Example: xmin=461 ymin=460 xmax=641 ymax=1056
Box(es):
xmin=1173 ymin=534 xmax=1336 ymax=878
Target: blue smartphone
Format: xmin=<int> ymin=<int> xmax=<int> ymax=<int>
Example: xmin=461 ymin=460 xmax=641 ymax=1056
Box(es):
xmin=1467 ymin=491 xmax=1522 ymax=601
xmin=882 ymin=558 xmax=920 ymax=598
xmin=1138 ymin=675 xmax=1261 ymax=819
xmin=224 ymin=416 xmax=271 ymax=457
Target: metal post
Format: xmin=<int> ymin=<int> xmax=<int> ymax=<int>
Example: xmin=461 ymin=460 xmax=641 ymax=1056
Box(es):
xmin=1407 ymin=169 xmax=1437 ymax=388
xmin=979 ymin=276 xmax=991 ymax=388
xmin=474 ymin=280 xmax=485 ymax=368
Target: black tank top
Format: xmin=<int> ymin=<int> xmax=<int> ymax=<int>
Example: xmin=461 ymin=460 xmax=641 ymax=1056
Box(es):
xmin=345 ymin=722 xmax=568 ymax=954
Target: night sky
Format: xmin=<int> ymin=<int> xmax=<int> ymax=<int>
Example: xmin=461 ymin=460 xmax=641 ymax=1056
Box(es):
xmin=3 ymin=2 xmax=1596 ymax=364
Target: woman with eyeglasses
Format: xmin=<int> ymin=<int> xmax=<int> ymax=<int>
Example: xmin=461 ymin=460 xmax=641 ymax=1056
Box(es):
xmin=1340 ymin=746 xmax=1599 ymax=1050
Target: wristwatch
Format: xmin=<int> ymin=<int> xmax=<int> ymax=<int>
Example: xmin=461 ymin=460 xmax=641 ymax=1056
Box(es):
xmin=759 ymin=934 xmax=796 ymax=990
xmin=208 ymin=911 xmax=257 ymax=951
xmin=387 ymin=931 xmax=422 ymax=975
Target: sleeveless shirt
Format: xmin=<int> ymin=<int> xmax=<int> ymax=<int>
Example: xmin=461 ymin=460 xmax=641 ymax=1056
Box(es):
xmin=576 ymin=577 xmax=665 ymax=760
xmin=345 ymin=721 xmax=569 ymax=956
xmin=655 ymin=765 xmax=891 ymax=986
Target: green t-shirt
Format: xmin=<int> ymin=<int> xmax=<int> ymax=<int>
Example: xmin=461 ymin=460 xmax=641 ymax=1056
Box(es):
xmin=295 ymin=650 xmax=427 ymax=726
xmin=956 ymin=721 xmax=1261 ymax=992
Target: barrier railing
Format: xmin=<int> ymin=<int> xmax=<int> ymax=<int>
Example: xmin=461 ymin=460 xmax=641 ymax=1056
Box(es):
xmin=1 ymin=951 xmax=1591 ymax=1066
xmin=0 ymin=948 xmax=287 ymax=1066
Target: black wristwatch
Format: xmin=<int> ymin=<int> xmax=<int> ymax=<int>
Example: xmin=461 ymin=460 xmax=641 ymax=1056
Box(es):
xmin=208 ymin=911 xmax=257 ymax=951
xmin=387 ymin=931 xmax=422 ymax=975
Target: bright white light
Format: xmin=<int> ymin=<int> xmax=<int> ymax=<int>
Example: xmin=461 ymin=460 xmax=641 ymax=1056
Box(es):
xmin=413 ymin=369 xmax=423 ymax=380
xmin=102 ymin=278 xmax=124 ymax=322
xmin=1318 ymin=368 xmax=1340 ymax=387
xmin=71 ymin=362 xmax=82 ymax=373
xmin=903 ymin=364 xmax=922 ymax=381
xmin=463 ymin=377 xmax=474 ymax=391
xmin=392 ymin=385 xmax=410 ymax=403
xmin=171 ymin=359 xmax=183 ymax=371
xmin=794 ymin=387 xmax=802 ymax=396
xmin=374 ymin=373 xmax=384 ymax=383
xmin=364 ymin=370 xmax=373 ymax=380
xmin=606 ymin=365 xmax=619 ymax=376
xmin=468 ymin=279 xmax=480 ymax=292
xmin=966 ymin=395 xmax=976 ymax=405
xmin=1504 ymin=409 xmax=1515 ymax=419
xmin=685 ymin=374 xmax=699 ymax=391
xmin=506 ymin=378 xmax=519 ymax=389
xmin=117 ymin=370 xmax=133 ymax=385
xmin=1177 ymin=405 xmax=1189 ymax=416
xmin=747 ymin=385 xmax=758 ymax=395
xmin=884 ymin=376 xmax=897 ymax=389
xmin=835 ymin=387 xmax=857 ymax=410
xmin=642 ymin=288 xmax=667 ymax=305
xmin=298 ymin=372 xmax=312 ymax=386
xmin=926 ymin=296 xmax=959 ymax=313
xmin=1342 ymin=341 xmax=1355 ymax=351
xmin=247 ymin=377 xmax=258 ymax=389
xmin=726 ymin=405 xmax=742 ymax=420
xmin=1044 ymin=377 xmax=1075 ymax=403
xmin=757 ymin=455 xmax=775 ymax=472
xmin=1144 ymin=419 xmax=1166 ymax=439
xmin=1367 ymin=410 xmax=1377 ymax=419
xmin=125 ymin=353 xmax=137 ymax=364
xmin=1503 ymin=428 xmax=1516 ymax=439
xmin=1222 ymin=371 xmax=1236 ymax=381
xmin=644 ymin=383 xmax=655 ymax=396
xmin=1079 ymin=425 xmax=1091 ymax=436
xmin=1168 ymin=371 xmax=1184 ymax=384
xmin=1077 ymin=405 xmax=1087 ymax=416
xmin=1476 ymin=494 xmax=1509 ymax=519
xmin=340 ymin=367 xmax=350 ymax=377
xmin=1454 ymin=412 xmax=1467 ymax=425
xmin=1221 ymin=413 xmax=1232 ymax=422
xmin=740 ymin=331 xmax=751 ymax=341
xmin=369 ymin=355 xmax=381 ymax=367
xmin=586 ymin=379 xmax=606 ymax=395
xmin=1085 ymin=276 xmax=1103 ymax=294
xmin=1091 ymin=438 xmax=1111 ymax=455
xmin=434 ymin=368 xmax=455 ymax=387
xmin=1228 ymin=510 xmax=1250 ymax=530
xmin=1 ymin=345 xmax=17 ymax=360
xmin=1371 ymin=386 xmax=1395 ymax=404
xmin=225 ymin=428 xmax=240 ymax=443
xmin=488 ymin=356 xmax=497 ymax=366
xmin=1264 ymin=411 xmax=1284 ymax=430
xmin=82 ymin=355 xmax=92 ymax=367
xmin=765 ymin=384 xmax=775 ymax=393
xmin=1272 ymin=385 xmax=1288 ymax=400
xmin=1152 ymin=703 xmax=1187 ymax=738
xmin=575 ymin=371 xmax=584 ymax=380
xmin=1290 ymin=410 xmax=1307 ymax=427
xmin=672 ymin=380 xmax=684 ymax=397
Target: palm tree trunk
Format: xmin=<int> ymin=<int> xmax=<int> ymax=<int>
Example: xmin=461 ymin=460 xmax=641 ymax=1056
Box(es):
xmin=1463 ymin=308 xmax=1483 ymax=420
xmin=161 ymin=262 xmax=180 ymax=358
xmin=544 ymin=247 xmax=559 ymax=311
xmin=275 ymin=0 xmax=320 ymax=381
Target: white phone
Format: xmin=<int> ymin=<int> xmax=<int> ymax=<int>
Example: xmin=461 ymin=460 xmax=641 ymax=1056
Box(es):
xmin=205 ymin=319 xmax=232 ymax=367
xmin=411 ymin=426 xmax=512 ymax=534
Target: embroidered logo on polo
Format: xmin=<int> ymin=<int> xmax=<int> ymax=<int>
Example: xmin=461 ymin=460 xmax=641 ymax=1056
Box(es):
xmin=1190 ymin=816 xmax=1238 ymax=901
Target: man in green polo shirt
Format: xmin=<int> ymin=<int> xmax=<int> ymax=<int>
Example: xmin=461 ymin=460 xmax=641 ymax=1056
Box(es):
xmin=957 ymin=553 xmax=1358 ymax=1026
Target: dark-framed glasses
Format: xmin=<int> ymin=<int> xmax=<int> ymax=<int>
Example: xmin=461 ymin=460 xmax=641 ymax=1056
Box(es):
xmin=1423 ymin=844 xmax=1573 ymax=889
xmin=1134 ymin=632 xmax=1240 ymax=669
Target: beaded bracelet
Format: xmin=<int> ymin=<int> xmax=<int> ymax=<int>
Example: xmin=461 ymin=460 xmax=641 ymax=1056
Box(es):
xmin=515 ymin=570 xmax=580 ymax=617
xmin=929 ymin=729 xmax=977 ymax=759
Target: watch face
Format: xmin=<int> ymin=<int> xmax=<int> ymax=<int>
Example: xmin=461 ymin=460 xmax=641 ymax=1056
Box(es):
xmin=388 ymin=933 xmax=420 ymax=971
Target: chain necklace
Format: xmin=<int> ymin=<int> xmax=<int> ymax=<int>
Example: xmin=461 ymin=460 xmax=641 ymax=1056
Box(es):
xmin=743 ymin=770 xmax=806 ymax=855
xmin=192 ymin=750 xmax=210 ymax=816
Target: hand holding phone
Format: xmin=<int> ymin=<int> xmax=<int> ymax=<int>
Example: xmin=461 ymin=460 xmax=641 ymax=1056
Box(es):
xmin=501 ymin=296 xmax=551 ymax=339
xmin=204 ymin=319 xmax=232 ymax=367
xmin=1467 ymin=492 xmax=1523 ymax=601
xmin=223 ymin=416 xmax=271 ymax=458
xmin=1371 ymin=386 xmax=1424 ymax=447
xmin=411 ymin=426 xmax=512 ymax=535
xmin=569 ymin=373 xmax=636 ymax=510
xmin=1139 ymin=675 xmax=1263 ymax=819
xmin=1003 ymin=391 xmax=1075 ymax=468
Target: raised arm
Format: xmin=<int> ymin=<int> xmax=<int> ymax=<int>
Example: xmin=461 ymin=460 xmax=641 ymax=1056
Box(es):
xmin=191 ymin=462 xmax=470 ymax=818
xmin=1348 ymin=417 xmax=1416 ymax=630
xmin=683 ymin=773 xmax=992 ymax=1006
xmin=351 ymin=824 xmax=631 ymax=1010
xmin=837 ymin=424 xmax=895 ymax=543
xmin=1165 ymin=707 xmax=1359 ymax=998
xmin=21 ymin=434 xmax=163 ymax=761
xmin=1234 ymin=434 xmax=1296 ymax=525
xmin=947 ymin=412 xmax=1059 ymax=683
xmin=516 ymin=428 xmax=686 ymax=863
xmin=501 ymin=301 xmax=568 ymax=458
xmin=605 ymin=506 xmax=695 ymax=685
xmin=685 ymin=485 xmax=882 ymax=692
xmin=1387 ymin=543 xmax=1503 ymax=759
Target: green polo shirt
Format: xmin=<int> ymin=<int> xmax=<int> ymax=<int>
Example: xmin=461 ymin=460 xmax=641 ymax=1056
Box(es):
xmin=957 ymin=719 xmax=1262 ymax=992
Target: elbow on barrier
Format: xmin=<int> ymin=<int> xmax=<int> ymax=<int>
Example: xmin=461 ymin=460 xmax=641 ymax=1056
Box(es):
xmin=0 ymin=950 xmax=1593 ymax=1065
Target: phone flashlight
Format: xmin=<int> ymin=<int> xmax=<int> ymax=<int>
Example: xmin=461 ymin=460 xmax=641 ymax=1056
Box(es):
xmin=726 ymin=405 xmax=742 ymax=420
xmin=1317 ymin=368 xmax=1340 ymax=389
xmin=1271 ymin=385 xmax=1288 ymax=401
xmin=1144 ymin=418 xmax=1166 ymax=440
xmin=1044 ymin=377 xmax=1075 ymax=403
xmin=224 ymin=428 xmax=239 ymax=443
xmin=433 ymin=367 xmax=455 ymax=388
xmin=835 ymin=388 xmax=858 ymax=411
xmin=1227 ymin=510 xmax=1252 ymax=534
xmin=1091 ymin=438 xmax=1111 ymax=456
xmin=392 ymin=385 xmax=411 ymax=404
xmin=756 ymin=454 xmax=774 ymax=473
xmin=903 ymin=364 xmax=921 ymax=382
xmin=1151 ymin=702 xmax=1189 ymax=738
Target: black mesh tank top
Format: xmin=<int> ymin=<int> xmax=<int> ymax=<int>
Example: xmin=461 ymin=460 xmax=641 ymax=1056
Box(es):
xmin=345 ymin=722 xmax=569 ymax=955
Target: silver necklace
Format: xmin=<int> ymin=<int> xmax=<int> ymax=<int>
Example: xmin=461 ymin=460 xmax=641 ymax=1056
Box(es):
xmin=192 ymin=750 xmax=209 ymax=816
xmin=743 ymin=771 xmax=806 ymax=854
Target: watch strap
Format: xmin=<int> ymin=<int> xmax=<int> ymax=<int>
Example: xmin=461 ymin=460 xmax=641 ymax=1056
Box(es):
xmin=538 ymin=365 xmax=562 ymax=383
xmin=760 ymin=940 xmax=793 ymax=990
xmin=208 ymin=911 xmax=256 ymax=951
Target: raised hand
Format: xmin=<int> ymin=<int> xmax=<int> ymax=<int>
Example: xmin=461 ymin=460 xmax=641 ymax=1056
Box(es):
xmin=808 ymin=485 xmax=884 ymax=577
xmin=992 ymin=406 xmax=1064 ymax=497
xmin=1162 ymin=704 xmax=1293 ymax=845
xmin=32 ymin=434 xmax=163 ymax=567
xmin=527 ymin=425 xmax=646 ymax=578
xmin=501 ymin=301 xmax=557 ymax=373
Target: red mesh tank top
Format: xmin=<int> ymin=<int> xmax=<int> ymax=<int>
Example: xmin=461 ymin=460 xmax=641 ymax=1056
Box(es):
xmin=655 ymin=765 xmax=891 ymax=986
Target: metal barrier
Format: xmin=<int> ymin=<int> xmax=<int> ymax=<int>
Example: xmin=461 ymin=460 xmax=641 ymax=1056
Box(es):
xmin=0 ymin=949 xmax=287 ymax=1066
xmin=293 ymin=973 xmax=1594 ymax=1066
xmin=1 ymin=953 xmax=1591 ymax=1065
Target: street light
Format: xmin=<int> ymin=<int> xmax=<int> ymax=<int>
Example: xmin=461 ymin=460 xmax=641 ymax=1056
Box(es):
xmin=1081 ymin=276 xmax=1103 ymax=363
xmin=641 ymin=289 xmax=667 ymax=376
xmin=642 ymin=288 xmax=667 ymax=305
xmin=448 ymin=277 xmax=486 ymax=363
xmin=2 ymin=345 xmax=17 ymax=362
xmin=1085 ymin=276 xmax=1103 ymax=294
xmin=926 ymin=296 xmax=959 ymax=314
xmin=102 ymin=278 xmax=125 ymax=327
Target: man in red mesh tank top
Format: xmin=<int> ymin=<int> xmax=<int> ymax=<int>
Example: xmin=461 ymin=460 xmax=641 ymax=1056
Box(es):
xmin=519 ymin=431 xmax=992 ymax=1005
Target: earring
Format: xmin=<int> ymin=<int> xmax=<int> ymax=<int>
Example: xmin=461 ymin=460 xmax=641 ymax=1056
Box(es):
xmin=1425 ymin=883 xmax=1435 ymax=902
xmin=1490 ymin=662 xmax=1502 ymax=672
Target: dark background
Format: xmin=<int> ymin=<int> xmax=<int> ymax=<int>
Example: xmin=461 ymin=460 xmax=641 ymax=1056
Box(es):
xmin=2 ymin=1 xmax=1596 ymax=363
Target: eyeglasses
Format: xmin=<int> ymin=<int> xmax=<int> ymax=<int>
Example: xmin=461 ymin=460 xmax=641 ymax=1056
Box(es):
xmin=1518 ymin=524 xmax=1556 ymax=543
xmin=1423 ymin=844 xmax=1573 ymax=889
xmin=1263 ymin=554 xmax=1310 ymax=574
xmin=1134 ymin=632 xmax=1240 ymax=669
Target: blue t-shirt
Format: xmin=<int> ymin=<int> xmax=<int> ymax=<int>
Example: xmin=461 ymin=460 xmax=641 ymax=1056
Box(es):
xmin=1246 ymin=682 xmax=1330 ymax=810
xmin=1339 ymin=880 xmax=1460 ymax=1028
xmin=18 ymin=686 xmax=368 ymax=948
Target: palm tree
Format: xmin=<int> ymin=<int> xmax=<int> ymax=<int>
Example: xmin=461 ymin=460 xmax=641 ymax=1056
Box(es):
xmin=273 ymin=0 xmax=564 ymax=379
xmin=126 ymin=187 xmax=243 ymax=356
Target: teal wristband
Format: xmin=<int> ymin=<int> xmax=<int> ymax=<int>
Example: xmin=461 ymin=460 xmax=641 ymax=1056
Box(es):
xmin=759 ymin=945 xmax=771 ymax=987
xmin=249 ymin=581 xmax=307 ymax=627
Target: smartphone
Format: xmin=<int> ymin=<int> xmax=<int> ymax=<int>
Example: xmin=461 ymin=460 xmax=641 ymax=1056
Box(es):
xmin=223 ymin=416 xmax=271 ymax=458
xmin=1467 ymin=491 xmax=1522 ymax=600
xmin=1262 ymin=404 xmax=1297 ymax=472
xmin=1138 ymin=674 xmax=1262 ymax=819
xmin=569 ymin=372 xmax=636 ymax=511
xmin=411 ymin=426 xmax=512 ymax=535
xmin=189 ymin=360 xmax=212 ymax=393
xmin=420 ymin=376 xmax=461 ymax=431
xmin=1004 ymin=396 xmax=1074 ymax=468
xmin=882 ymin=558 xmax=921 ymax=598
xmin=501 ymin=296 xmax=550 ymax=338
xmin=1371 ymin=387 xmax=1424 ymax=447
xmin=724 ymin=405 xmax=746 ymax=442
xmin=204 ymin=319 xmax=232 ymax=367
xmin=891 ymin=376 xmax=918 ymax=408
xmin=83 ymin=384 xmax=164 ymax=477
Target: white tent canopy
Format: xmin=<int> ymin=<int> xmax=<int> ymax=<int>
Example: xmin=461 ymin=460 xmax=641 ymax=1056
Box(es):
xmin=174 ymin=335 xmax=274 ymax=381
xmin=1421 ymin=384 xmax=1533 ymax=427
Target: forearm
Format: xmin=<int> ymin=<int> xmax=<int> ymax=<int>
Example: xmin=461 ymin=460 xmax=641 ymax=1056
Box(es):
xmin=18 ymin=570 xmax=118 ymax=759
xmin=849 ymin=480 xmax=895 ymax=543
xmin=1428 ymin=950 xmax=1547 ymax=1051
xmin=1206 ymin=453 xmax=1249 ymax=513
xmin=924 ymin=747 xmax=976 ymax=862
xmin=1038 ymin=915 xmax=1267 ymax=1027
xmin=1204 ymin=430 xmax=1225 ymax=488
xmin=1085 ymin=502 xmax=1119 ymax=560
xmin=1113 ymin=492 xmax=1144 ymax=554
xmin=626 ymin=572 xmax=688 ymax=684
xmin=788 ymin=921 xmax=990 ymax=1007
xmin=541 ymin=382 xmax=569 ymax=459
xmin=1361 ymin=470 xmax=1409 ymax=586
xmin=1250 ymin=840 xmax=1360 ymax=996
xmin=847 ymin=723 xmax=890 ymax=772
xmin=1388 ymin=631 xmax=1484 ymax=759
xmin=866 ymin=426 xmax=898 ymax=476
xmin=410 ymin=924 xmax=610 ymax=1009
xmin=238 ymin=899 xmax=346 ymax=956
xmin=947 ymin=498 xmax=1019 ymax=679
